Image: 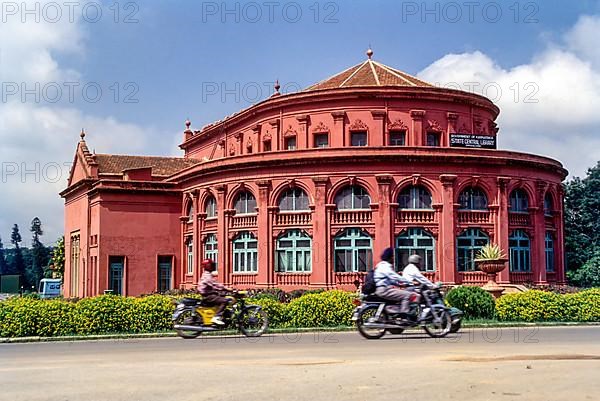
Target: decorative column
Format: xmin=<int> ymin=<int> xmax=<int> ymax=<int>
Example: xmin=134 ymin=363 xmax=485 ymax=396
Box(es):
xmin=311 ymin=176 xmax=329 ymax=287
xmin=496 ymin=177 xmax=511 ymax=283
xmin=178 ymin=215 xmax=188 ymax=289
xmin=555 ymin=185 xmax=566 ymax=284
xmin=215 ymin=185 xmax=229 ymax=285
xmin=191 ymin=189 xmax=200 ymax=285
xmin=533 ymin=181 xmax=548 ymax=284
xmin=256 ymin=180 xmax=272 ymax=287
xmin=371 ymin=110 xmax=386 ymax=147
xmin=439 ymin=174 xmax=457 ymax=284
xmin=296 ymin=115 xmax=309 ymax=149
xmin=268 ymin=119 xmax=279 ymax=151
xmin=410 ymin=110 xmax=426 ymax=146
xmin=446 ymin=112 xmax=459 ymax=148
xmin=234 ymin=132 xmax=243 ymax=155
xmin=331 ymin=111 xmax=346 ymax=147
xmin=375 ymin=174 xmax=394 ymax=258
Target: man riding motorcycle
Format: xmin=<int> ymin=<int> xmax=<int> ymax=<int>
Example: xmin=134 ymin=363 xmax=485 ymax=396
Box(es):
xmin=402 ymin=254 xmax=438 ymax=320
xmin=402 ymin=254 xmax=436 ymax=288
xmin=198 ymin=259 xmax=232 ymax=325
xmin=374 ymin=247 xmax=415 ymax=319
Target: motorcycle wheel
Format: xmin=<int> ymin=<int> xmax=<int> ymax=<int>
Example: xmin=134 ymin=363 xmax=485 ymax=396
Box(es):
xmin=174 ymin=310 xmax=201 ymax=339
xmin=423 ymin=308 xmax=452 ymax=338
xmin=238 ymin=306 xmax=269 ymax=337
xmin=356 ymin=305 xmax=387 ymax=340
xmin=450 ymin=320 xmax=462 ymax=333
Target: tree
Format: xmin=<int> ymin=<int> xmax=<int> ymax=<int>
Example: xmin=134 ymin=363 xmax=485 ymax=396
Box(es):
xmin=564 ymin=161 xmax=600 ymax=274
xmin=567 ymin=248 xmax=600 ymax=287
xmin=10 ymin=224 xmax=25 ymax=280
xmin=49 ymin=236 xmax=65 ymax=279
xmin=29 ymin=217 xmax=49 ymax=288
xmin=0 ymin=236 xmax=7 ymax=275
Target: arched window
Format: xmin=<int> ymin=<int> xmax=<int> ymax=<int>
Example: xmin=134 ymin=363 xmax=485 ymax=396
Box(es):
xmin=509 ymin=230 xmax=531 ymax=272
xmin=275 ymin=230 xmax=312 ymax=272
xmin=204 ymin=234 xmax=218 ymax=271
xmin=334 ymin=185 xmax=371 ymax=210
xmin=278 ymin=188 xmax=310 ymax=211
xmin=205 ymin=196 xmax=217 ymax=218
xmin=396 ymin=228 xmax=435 ymax=272
xmin=334 ymin=228 xmax=373 ymax=272
xmin=186 ymin=236 xmax=194 ymax=275
xmin=458 ymin=187 xmax=488 ymax=210
xmin=398 ymin=186 xmax=433 ymax=209
xmin=545 ymin=232 xmax=555 ymax=272
xmin=186 ymin=203 xmax=194 ymax=222
xmin=232 ymin=232 xmax=258 ymax=273
xmin=234 ymin=191 xmax=257 ymax=215
xmin=544 ymin=194 xmax=553 ymax=216
xmin=457 ymin=228 xmax=489 ymax=271
xmin=510 ymin=189 xmax=529 ymax=212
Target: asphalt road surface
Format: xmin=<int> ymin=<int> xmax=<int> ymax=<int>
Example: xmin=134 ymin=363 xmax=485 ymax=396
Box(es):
xmin=1 ymin=326 xmax=599 ymax=401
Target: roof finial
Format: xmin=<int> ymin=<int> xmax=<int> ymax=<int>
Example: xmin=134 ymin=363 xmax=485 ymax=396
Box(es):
xmin=80 ymin=128 xmax=86 ymax=140
xmin=185 ymin=118 xmax=191 ymax=129
xmin=274 ymin=79 xmax=281 ymax=94
xmin=366 ymin=46 xmax=373 ymax=60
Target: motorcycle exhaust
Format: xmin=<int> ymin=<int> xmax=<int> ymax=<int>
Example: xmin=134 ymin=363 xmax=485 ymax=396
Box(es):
xmin=173 ymin=324 xmax=218 ymax=332
xmin=362 ymin=322 xmax=407 ymax=329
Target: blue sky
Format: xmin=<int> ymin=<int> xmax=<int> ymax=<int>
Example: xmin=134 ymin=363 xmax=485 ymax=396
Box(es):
xmin=2 ymin=0 xmax=600 ymax=244
xmin=70 ymin=0 xmax=599 ymax=135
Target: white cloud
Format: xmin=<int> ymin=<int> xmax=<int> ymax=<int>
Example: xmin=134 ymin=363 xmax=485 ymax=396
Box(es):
xmin=418 ymin=14 xmax=600 ymax=179
xmin=0 ymin=1 xmax=148 ymax=246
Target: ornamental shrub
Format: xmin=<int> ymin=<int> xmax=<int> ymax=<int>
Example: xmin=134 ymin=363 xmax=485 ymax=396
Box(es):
xmin=132 ymin=295 xmax=176 ymax=332
xmin=285 ymin=290 xmax=355 ymax=327
xmin=445 ymin=286 xmax=496 ymax=319
xmin=564 ymin=288 xmax=600 ymax=322
xmin=495 ymin=290 xmax=568 ymax=321
xmin=0 ymin=297 xmax=42 ymax=337
xmin=74 ymin=295 xmax=137 ymax=334
xmin=249 ymin=297 xmax=287 ymax=328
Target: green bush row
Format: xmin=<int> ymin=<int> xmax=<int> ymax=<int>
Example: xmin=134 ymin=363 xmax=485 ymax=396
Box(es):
xmin=496 ymin=288 xmax=600 ymax=322
xmin=0 ymin=295 xmax=175 ymax=337
xmin=0 ymin=291 xmax=356 ymax=337
xmin=2 ymin=288 xmax=598 ymax=338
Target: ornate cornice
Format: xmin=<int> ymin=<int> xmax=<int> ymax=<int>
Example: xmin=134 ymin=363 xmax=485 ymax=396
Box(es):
xmin=312 ymin=121 xmax=330 ymax=134
xmin=348 ymin=119 xmax=368 ymax=131
xmin=387 ymin=119 xmax=408 ymax=131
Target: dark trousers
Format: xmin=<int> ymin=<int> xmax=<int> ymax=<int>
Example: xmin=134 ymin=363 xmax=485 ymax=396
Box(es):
xmin=202 ymin=293 xmax=228 ymax=316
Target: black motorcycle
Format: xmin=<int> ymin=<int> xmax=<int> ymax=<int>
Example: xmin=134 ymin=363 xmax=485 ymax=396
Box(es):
xmin=352 ymin=284 xmax=458 ymax=339
xmin=172 ymin=290 xmax=268 ymax=339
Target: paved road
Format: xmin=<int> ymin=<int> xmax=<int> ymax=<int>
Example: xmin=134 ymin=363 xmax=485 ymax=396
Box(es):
xmin=1 ymin=326 xmax=599 ymax=401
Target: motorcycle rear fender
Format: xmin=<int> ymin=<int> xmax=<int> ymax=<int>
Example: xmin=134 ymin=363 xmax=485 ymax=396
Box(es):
xmin=172 ymin=305 xmax=193 ymax=320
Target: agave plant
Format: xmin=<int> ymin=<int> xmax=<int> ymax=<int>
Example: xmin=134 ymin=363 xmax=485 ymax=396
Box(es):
xmin=475 ymin=243 xmax=507 ymax=261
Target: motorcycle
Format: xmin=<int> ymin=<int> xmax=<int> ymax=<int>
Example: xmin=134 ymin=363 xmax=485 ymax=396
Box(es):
xmin=352 ymin=284 xmax=459 ymax=339
xmin=172 ymin=290 xmax=268 ymax=339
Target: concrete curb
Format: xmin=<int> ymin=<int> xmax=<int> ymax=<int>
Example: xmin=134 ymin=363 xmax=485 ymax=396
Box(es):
xmin=1 ymin=322 xmax=599 ymax=344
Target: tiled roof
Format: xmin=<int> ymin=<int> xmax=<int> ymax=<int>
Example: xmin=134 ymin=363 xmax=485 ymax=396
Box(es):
xmin=93 ymin=154 xmax=200 ymax=177
xmin=305 ymin=59 xmax=433 ymax=91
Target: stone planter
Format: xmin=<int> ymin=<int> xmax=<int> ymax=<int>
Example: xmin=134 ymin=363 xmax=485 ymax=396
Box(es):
xmin=476 ymin=258 xmax=508 ymax=298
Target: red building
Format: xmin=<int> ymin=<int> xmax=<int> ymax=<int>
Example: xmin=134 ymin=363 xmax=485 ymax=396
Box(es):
xmin=61 ymin=51 xmax=567 ymax=297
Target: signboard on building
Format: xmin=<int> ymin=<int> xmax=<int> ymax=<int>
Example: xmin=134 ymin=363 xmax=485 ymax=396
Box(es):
xmin=450 ymin=133 xmax=497 ymax=149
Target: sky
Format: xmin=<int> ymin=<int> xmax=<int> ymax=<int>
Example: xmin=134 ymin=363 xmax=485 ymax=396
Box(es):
xmin=1 ymin=0 xmax=600 ymax=246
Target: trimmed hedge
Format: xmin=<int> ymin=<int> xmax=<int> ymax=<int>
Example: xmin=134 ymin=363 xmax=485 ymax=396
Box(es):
xmin=446 ymin=286 xmax=496 ymax=319
xmin=285 ymin=290 xmax=355 ymax=328
xmin=496 ymin=288 xmax=600 ymax=322
xmin=2 ymin=288 xmax=599 ymax=338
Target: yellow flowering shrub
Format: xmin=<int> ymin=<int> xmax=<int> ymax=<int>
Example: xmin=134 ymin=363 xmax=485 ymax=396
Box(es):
xmin=285 ymin=290 xmax=355 ymax=327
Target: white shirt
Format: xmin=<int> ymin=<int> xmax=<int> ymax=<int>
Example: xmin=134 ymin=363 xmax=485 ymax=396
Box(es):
xmin=402 ymin=263 xmax=434 ymax=287
xmin=374 ymin=261 xmax=410 ymax=287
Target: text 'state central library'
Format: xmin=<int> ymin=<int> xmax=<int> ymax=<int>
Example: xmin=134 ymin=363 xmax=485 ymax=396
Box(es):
xmin=62 ymin=51 xmax=567 ymax=297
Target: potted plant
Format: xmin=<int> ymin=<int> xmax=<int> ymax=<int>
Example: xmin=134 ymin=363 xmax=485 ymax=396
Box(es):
xmin=475 ymin=243 xmax=508 ymax=297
